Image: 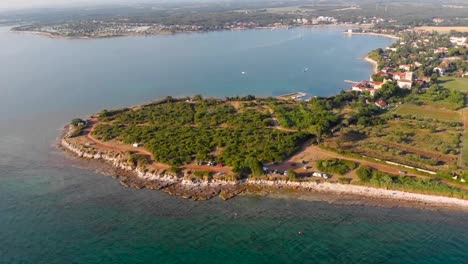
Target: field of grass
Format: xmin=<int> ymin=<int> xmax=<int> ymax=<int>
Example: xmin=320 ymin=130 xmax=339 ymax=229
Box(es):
xmin=326 ymin=115 xmax=463 ymax=171
xmin=393 ymin=104 xmax=461 ymax=121
xmin=414 ymin=26 xmax=468 ymax=33
xmin=439 ymin=77 xmax=468 ymax=93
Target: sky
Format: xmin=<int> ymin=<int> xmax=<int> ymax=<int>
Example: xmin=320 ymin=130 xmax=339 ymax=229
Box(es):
xmin=0 ymin=0 xmax=212 ymax=9
xmin=0 ymin=0 xmax=116 ymax=9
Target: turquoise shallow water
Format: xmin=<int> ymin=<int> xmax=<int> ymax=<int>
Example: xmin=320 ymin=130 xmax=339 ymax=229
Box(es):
xmin=1 ymin=26 xmax=468 ymax=263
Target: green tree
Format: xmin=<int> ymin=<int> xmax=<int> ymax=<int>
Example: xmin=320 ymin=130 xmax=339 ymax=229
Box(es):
xmin=245 ymin=157 xmax=263 ymax=176
xmin=356 ymin=166 xmax=373 ymax=182
xmin=286 ymin=170 xmax=297 ymax=181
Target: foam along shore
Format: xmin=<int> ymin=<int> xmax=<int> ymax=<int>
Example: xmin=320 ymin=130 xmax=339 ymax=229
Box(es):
xmin=61 ymin=134 xmax=468 ymax=209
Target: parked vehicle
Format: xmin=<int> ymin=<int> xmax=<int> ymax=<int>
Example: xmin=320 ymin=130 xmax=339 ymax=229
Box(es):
xmin=312 ymin=172 xmax=323 ymax=178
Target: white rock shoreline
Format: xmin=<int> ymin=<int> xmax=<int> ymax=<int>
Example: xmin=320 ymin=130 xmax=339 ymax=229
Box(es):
xmin=61 ymin=138 xmax=468 ymax=209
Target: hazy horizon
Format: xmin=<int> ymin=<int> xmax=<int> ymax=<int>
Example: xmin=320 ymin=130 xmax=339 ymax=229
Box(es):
xmin=0 ymin=0 xmax=213 ymax=10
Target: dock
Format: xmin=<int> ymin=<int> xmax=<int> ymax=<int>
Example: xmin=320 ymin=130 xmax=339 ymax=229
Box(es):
xmin=276 ymin=92 xmax=307 ymax=101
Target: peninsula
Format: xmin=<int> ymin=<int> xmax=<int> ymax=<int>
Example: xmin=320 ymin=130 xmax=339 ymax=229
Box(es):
xmin=61 ymin=27 xmax=468 ymax=208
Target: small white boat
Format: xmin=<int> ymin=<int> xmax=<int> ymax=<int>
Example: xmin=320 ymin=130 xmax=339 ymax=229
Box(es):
xmin=241 ymin=71 xmax=246 ymax=75
xmin=303 ymin=68 xmax=309 ymax=72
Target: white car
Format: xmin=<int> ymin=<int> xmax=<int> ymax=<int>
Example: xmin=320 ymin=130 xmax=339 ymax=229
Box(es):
xmin=312 ymin=172 xmax=322 ymax=178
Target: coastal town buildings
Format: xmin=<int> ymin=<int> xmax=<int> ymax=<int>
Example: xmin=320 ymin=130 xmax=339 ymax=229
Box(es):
xmin=351 ymin=80 xmax=385 ymax=96
xmin=450 ymin=36 xmax=467 ymax=46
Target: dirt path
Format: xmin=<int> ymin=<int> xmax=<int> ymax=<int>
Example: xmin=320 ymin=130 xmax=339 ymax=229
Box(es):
xmin=263 ymin=105 xmax=298 ymax=132
xmin=275 ymin=145 xmax=422 ymax=177
xmin=83 ymin=118 xmax=231 ymax=173
xmin=460 ymin=104 xmax=468 ymax=168
xmin=270 ymin=144 xmax=468 ymax=190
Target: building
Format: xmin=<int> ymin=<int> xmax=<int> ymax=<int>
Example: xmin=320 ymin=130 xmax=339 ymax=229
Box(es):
xmin=381 ymin=66 xmax=395 ymax=73
xmin=351 ymin=81 xmax=383 ymax=96
xmin=373 ymin=70 xmax=390 ymax=80
xmin=393 ymin=72 xmax=414 ymax=81
xmin=375 ymin=99 xmax=388 ymax=109
xmin=433 ymin=67 xmax=446 ymax=76
xmin=399 ymin=64 xmax=412 ymax=71
xmin=450 ymin=36 xmax=467 ymax=46
xmin=397 ymin=80 xmax=413 ymax=89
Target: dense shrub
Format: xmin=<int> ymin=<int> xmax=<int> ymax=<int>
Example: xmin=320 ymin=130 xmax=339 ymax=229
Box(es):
xmin=92 ymin=99 xmax=311 ymax=169
xmin=316 ymin=159 xmax=357 ymax=175
xmin=357 ymin=166 xmax=468 ymax=198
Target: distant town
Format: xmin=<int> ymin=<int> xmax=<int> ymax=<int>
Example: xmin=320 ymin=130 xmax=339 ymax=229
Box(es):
xmin=12 ymin=15 xmax=392 ymax=38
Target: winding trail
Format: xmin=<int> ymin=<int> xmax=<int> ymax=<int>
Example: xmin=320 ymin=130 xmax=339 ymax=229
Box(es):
xmin=83 ymin=118 xmax=231 ymax=173
xmin=459 ymin=98 xmax=468 ymax=168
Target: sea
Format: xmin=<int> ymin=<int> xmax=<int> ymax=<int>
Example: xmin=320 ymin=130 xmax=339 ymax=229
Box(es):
xmin=1 ymin=25 xmax=467 ymax=264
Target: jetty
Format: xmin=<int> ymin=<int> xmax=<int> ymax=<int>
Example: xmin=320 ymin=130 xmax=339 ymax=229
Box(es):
xmin=276 ymin=92 xmax=307 ymax=100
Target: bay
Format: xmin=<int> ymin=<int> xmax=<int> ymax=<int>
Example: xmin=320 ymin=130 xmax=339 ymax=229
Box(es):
xmin=1 ymin=25 xmax=467 ymax=264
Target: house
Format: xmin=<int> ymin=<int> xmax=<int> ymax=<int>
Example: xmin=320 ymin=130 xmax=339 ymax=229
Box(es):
xmin=399 ymin=64 xmax=412 ymax=71
xmin=393 ymin=72 xmax=414 ymax=81
xmin=381 ymin=66 xmax=394 ymax=73
xmin=433 ymin=67 xmax=446 ymax=76
xmin=373 ymin=81 xmax=384 ymax=89
xmin=375 ymin=99 xmax=388 ymax=109
xmin=394 ymin=71 xmax=414 ymax=88
xmin=373 ymin=71 xmax=390 ymax=80
xmin=397 ymin=80 xmax=413 ymax=89
xmin=351 ymin=81 xmax=380 ymax=96
xmin=433 ymin=61 xmax=452 ymax=76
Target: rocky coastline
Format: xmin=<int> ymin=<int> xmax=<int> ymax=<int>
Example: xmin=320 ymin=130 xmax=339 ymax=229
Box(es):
xmin=61 ymin=135 xmax=468 ymax=210
xmin=61 ymin=138 xmax=244 ymax=201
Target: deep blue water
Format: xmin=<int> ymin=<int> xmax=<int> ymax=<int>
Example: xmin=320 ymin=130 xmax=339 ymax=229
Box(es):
xmin=1 ymin=26 xmax=468 ymax=264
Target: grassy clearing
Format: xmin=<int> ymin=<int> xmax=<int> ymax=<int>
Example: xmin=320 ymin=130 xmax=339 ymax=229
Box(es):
xmin=326 ymin=116 xmax=463 ymax=171
xmin=393 ymin=104 xmax=461 ymax=121
xmin=439 ymin=77 xmax=468 ymax=93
